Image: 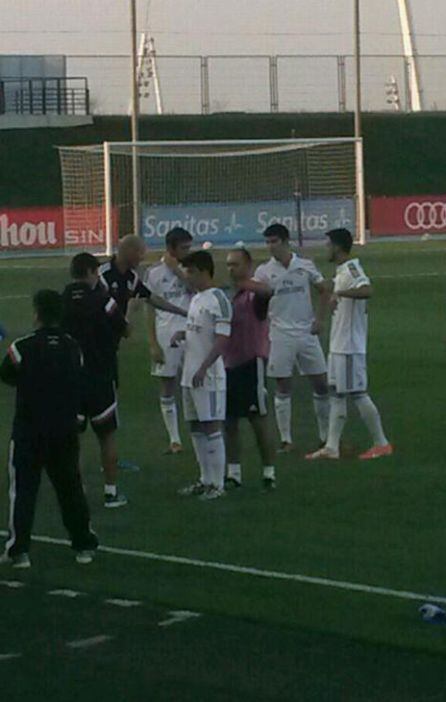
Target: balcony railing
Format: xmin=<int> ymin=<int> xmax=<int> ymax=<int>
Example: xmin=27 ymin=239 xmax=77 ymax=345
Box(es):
xmin=0 ymin=77 xmax=90 ymax=116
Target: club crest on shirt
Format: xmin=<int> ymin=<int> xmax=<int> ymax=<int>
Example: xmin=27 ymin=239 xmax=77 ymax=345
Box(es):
xmin=348 ymin=263 xmax=360 ymax=278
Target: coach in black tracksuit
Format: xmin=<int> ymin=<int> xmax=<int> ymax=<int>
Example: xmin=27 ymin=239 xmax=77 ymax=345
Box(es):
xmin=97 ymin=235 xmax=188 ymax=474
xmin=98 ymin=234 xmax=188 ymax=378
xmin=0 ymin=290 xmax=98 ymax=567
xmin=63 ymin=252 xmax=130 ymax=508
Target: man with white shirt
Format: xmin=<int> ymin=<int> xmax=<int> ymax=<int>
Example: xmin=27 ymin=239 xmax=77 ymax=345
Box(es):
xmin=145 ymin=228 xmax=193 ymax=454
xmin=171 ymin=251 xmax=232 ymax=500
xmin=254 ymin=224 xmax=330 ymax=453
xmin=306 ymin=228 xmax=393 ymax=460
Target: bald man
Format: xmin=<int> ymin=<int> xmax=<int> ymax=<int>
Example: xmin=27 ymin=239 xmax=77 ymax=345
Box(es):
xmin=98 ymin=235 xmax=188 ymax=473
xmin=99 ymin=235 xmax=186 ymax=322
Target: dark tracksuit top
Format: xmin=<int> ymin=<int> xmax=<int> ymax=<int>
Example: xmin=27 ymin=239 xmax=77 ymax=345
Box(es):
xmin=62 ymin=281 xmax=128 ymax=381
xmin=98 ymin=258 xmax=149 ymax=383
xmin=99 ymin=256 xmax=152 ymax=319
xmin=0 ymin=327 xmax=98 ymax=557
xmin=61 ymin=282 xmax=128 ymax=434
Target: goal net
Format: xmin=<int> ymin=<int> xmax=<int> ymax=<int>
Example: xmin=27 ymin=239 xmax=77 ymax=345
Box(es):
xmin=58 ymin=138 xmax=364 ymax=255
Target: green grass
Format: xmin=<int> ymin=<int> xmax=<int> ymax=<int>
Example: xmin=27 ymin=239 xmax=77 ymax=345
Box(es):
xmin=0 ymin=240 xmax=446 ymax=701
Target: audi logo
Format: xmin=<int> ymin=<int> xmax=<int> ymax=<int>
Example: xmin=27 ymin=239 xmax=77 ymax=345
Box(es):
xmin=404 ymin=202 xmax=446 ymax=230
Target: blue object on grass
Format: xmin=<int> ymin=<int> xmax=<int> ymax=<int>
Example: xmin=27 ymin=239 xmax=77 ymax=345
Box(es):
xmin=419 ymin=604 xmax=446 ymax=624
xmin=118 ymin=459 xmax=141 ymax=473
xmin=0 ymin=324 xmax=7 ymax=341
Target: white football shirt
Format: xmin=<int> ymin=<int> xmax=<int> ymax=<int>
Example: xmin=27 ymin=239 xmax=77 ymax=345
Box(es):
xmin=330 ymin=258 xmax=370 ymax=354
xmin=144 ymin=260 xmax=192 ymax=334
xmin=254 ymin=253 xmax=324 ymax=337
xmin=181 ymin=287 xmax=232 ymax=390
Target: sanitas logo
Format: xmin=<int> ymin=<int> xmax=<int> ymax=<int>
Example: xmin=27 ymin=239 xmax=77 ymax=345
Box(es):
xmin=142 ymin=199 xmax=355 ymax=245
xmin=257 ymin=210 xmax=329 ymax=233
xmin=144 ymin=214 xmax=219 ymax=239
xmin=0 ymin=214 xmax=57 ymax=248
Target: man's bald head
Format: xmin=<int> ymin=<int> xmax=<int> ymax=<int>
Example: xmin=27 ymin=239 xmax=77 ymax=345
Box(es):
xmin=117 ymin=234 xmax=146 ymax=269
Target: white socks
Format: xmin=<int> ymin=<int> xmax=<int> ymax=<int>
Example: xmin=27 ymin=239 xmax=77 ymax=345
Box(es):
xmin=275 ymin=391 xmax=329 ymax=445
xmin=326 ymin=393 xmax=388 ymax=453
xmin=313 ymin=393 xmax=330 ymax=443
xmin=160 ymin=396 xmax=181 ymax=445
xmin=227 ymin=463 xmax=242 ymax=483
xmin=263 ymin=465 xmax=276 ymax=480
xmin=274 ymin=394 xmax=292 ymax=444
xmin=191 ymin=432 xmax=209 ymax=484
xmin=326 ymin=395 xmax=347 ymax=454
xmin=206 ymin=432 xmax=226 ymax=490
xmin=192 ymin=430 xmax=226 ymax=490
xmin=104 ymin=484 xmax=117 ymax=497
xmin=227 ymin=464 xmax=276 ymax=483
xmin=353 ymin=394 xmax=388 ymax=446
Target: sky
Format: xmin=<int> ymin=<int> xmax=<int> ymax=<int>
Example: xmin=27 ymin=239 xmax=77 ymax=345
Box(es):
xmin=1 ymin=1 xmax=445 ymax=113
xmin=1 ymin=0 xmax=445 ymax=56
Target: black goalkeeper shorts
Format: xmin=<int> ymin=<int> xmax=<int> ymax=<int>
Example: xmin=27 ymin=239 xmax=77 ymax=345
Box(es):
xmin=80 ymin=375 xmax=119 ymax=438
xmin=226 ymin=358 xmax=268 ymax=420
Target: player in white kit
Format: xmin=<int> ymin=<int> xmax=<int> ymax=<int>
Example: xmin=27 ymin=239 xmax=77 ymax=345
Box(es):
xmin=171 ymin=251 xmax=232 ymax=500
xmin=254 ymin=224 xmax=330 ymax=453
xmin=145 ymin=228 xmax=193 ymax=454
xmin=306 ymin=228 xmax=393 ymax=460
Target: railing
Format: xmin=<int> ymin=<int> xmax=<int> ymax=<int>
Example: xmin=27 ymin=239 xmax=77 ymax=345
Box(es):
xmin=0 ymin=77 xmax=90 ymax=116
xmin=1 ymin=56 xmax=443 ymax=116
xmin=56 ymin=53 xmax=446 ymax=115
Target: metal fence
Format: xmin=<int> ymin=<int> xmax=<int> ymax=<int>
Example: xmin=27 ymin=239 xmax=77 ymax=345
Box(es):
xmin=12 ymin=54 xmax=445 ymax=116
xmin=0 ymin=77 xmax=90 ymax=116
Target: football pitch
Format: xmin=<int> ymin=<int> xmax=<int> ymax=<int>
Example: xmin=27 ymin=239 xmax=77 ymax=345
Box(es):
xmin=0 ymin=240 xmax=445 ymax=701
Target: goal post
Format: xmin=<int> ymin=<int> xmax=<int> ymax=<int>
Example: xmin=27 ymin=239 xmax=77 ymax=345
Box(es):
xmin=355 ymin=138 xmax=366 ymax=245
xmin=58 ymin=137 xmax=366 ymax=255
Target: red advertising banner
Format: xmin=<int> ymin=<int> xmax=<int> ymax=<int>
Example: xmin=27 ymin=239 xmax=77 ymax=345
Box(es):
xmin=0 ymin=207 xmax=117 ymax=253
xmin=370 ymin=195 xmax=446 ymax=237
xmin=0 ymin=207 xmax=63 ymax=251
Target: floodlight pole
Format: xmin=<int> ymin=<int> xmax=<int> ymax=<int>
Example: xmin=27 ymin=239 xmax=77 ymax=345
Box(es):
xmin=396 ymin=0 xmax=422 ymax=111
xmin=130 ymin=0 xmax=141 ymax=237
xmin=354 ymin=0 xmax=366 ymax=244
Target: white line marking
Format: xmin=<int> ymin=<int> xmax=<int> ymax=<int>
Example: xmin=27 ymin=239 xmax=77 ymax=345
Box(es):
xmin=0 ymin=580 xmax=25 ymax=589
xmin=374 ymin=272 xmax=445 ymax=280
xmin=0 ymin=294 xmax=30 ymax=300
xmin=0 ymin=653 xmax=22 ymax=662
xmin=1 ymin=531 xmax=445 ymax=607
xmin=158 ymin=610 xmax=202 ymax=628
xmin=105 ymin=598 xmax=142 ymax=608
xmin=0 ymin=265 xmax=67 ymax=270
xmin=66 ymin=635 xmax=113 ymax=650
xmin=48 ymin=589 xmax=85 ymax=598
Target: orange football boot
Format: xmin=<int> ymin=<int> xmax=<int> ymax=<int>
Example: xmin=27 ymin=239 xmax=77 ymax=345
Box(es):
xmin=359 ymin=444 xmax=394 ymax=460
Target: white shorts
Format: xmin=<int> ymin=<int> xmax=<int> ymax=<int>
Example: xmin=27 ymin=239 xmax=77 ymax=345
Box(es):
xmin=151 ymin=328 xmax=184 ymax=378
xmin=182 ymin=387 xmax=226 ymax=423
xmin=328 ymin=353 xmax=368 ymax=394
xmin=267 ymin=333 xmax=327 ymax=378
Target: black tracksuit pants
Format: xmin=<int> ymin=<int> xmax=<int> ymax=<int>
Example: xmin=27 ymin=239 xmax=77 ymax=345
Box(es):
xmin=5 ymin=433 xmax=98 ymax=557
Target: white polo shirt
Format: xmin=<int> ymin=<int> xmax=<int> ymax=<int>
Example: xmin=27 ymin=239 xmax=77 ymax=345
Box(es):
xmin=254 ymin=253 xmax=324 ymax=337
xmin=181 ymin=288 xmax=232 ymax=390
xmin=144 ymin=260 xmax=192 ymax=335
xmin=330 ymin=258 xmax=370 ymax=355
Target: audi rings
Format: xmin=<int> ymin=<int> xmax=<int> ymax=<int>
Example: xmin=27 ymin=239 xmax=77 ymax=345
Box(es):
xmin=404 ymin=202 xmax=446 ymax=231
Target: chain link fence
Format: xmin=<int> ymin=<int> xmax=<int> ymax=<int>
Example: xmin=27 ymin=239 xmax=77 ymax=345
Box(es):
xmin=61 ymin=54 xmax=446 ymax=115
